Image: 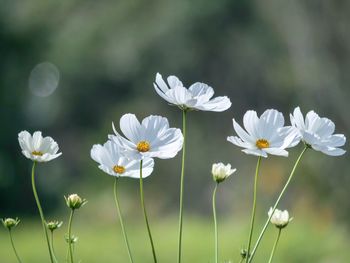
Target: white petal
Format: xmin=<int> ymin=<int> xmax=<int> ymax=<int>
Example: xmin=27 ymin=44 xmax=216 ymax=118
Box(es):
xmin=167 ymin=75 xmax=183 ymax=89
xmin=119 ymin=114 xmax=142 ymax=143
xmin=264 ymin=148 xmax=289 ymax=157
xmin=32 ymin=131 xmax=43 ymax=151
xmin=154 ymin=83 xmax=176 ymax=104
xmin=194 ymin=96 xmax=231 ymax=112
xmin=227 ymin=136 xmax=254 ymax=149
xmin=148 ymin=128 xmax=183 ymax=159
xmin=188 ymin=82 xmax=214 ymax=99
xmin=258 ymin=109 xmax=284 ymax=140
xmin=232 ymin=119 xmax=255 ymax=144
xmin=243 ymin=110 xmax=260 ymax=138
xmin=18 ymin=130 xmax=33 ymax=152
xmin=325 ymin=134 xmax=346 ymax=147
xmin=165 ymin=86 xmax=192 ymax=105
xmin=305 ymin=111 xmax=320 ymax=132
xmin=154 ymin=73 xmax=169 ymax=93
xmin=290 ymin=107 xmax=305 ymax=130
xmin=242 ymin=148 xmax=268 ymax=158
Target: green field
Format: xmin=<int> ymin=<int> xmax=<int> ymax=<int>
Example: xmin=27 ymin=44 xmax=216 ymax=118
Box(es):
xmin=1 ymin=215 xmax=348 ymax=263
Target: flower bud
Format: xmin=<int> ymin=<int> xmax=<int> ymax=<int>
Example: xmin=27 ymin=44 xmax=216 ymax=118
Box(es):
xmin=65 ymin=234 xmax=79 ymax=244
xmin=212 ymin=163 xmax=236 ymax=183
xmin=240 ymin=248 xmax=248 ymax=259
xmin=1 ymin=217 xmax=20 ymax=230
xmin=47 ymin=220 xmax=63 ymax=231
xmin=268 ymin=207 xmax=293 ymax=229
xmin=64 ymin=194 xmax=87 ymax=210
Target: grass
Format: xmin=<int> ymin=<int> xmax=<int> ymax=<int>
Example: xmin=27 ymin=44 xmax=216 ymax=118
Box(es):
xmin=0 ymin=214 xmax=349 ymax=263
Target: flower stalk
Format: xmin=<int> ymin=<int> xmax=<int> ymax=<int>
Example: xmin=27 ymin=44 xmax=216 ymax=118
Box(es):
xmin=248 ymin=146 xmax=308 ymax=262
xmin=114 ymin=178 xmax=134 ymax=263
xmin=31 ymin=162 xmax=56 ymax=263
xmin=8 ymin=228 xmax=22 ymax=263
xmin=212 ymin=183 xmax=219 ymax=263
xmin=67 ymin=209 xmax=75 ymax=263
xmin=267 ymin=229 xmax=282 ymax=263
xmin=245 ymin=156 xmax=262 ymax=262
xmin=139 ymin=160 xmax=157 ymax=263
xmin=177 ymin=109 xmax=187 ymax=263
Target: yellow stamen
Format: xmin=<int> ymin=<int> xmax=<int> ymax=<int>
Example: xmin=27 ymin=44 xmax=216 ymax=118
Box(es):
xmin=256 ymin=139 xmax=270 ymax=149
xmin=113 ymin=165 xmax=125 ymax=174
xmin=137 ymin=141 xmax=150 ymax=152
xmin=32 ymin=151 xmax=43 ymax=156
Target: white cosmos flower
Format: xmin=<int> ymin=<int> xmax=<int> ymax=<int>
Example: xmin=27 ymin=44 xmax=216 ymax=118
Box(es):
xmin=90 ymin=140 xmax=154 ymax=179
xmin=109 ymin=114 xmax=184 ymax=160
xmin=212 ymin=162 xmax=237 ymax=183
xmin=227 ymin=109 xmax=299 ymax=158
xmin=290 ymin=107 xmax=346 ymax=156
xmin=153 ymin=73 xmax=232 ymax=112
xmin=18 ymin=131 xmax=62 ymax=162
xmin=268 ymin=207 xmax=293 ymax=229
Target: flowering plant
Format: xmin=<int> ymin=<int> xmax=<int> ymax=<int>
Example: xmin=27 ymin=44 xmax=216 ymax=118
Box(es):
xmin=1 ymin=73 xmax=346 ymax=263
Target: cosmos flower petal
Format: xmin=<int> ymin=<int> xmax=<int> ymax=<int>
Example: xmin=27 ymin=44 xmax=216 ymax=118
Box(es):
xmin=232 ymin=119 xmax=255 ymax=144
xmin=154 ymin=73 xmax=170 ymax=93
xmin=242 ymin=148 xmax=268 ymax=158
xmin=264 ymin=148 xmax=289 ymax=157
xmin=326 ymin=134 xmax=346 ymax=147
xmin=188 ymin=82 xmax=214 ymax=99
xmin=227 ymin=136 xmax=254 ymax=149
xmin=195 ymin=96 xmax=232 ymax=112
xmin=290 ymin=107 xmax=305 ymax=130
xmin=259 ymin=109 xmax=284 ymax=140
xmin=243 ymin=110 xmax=260 ymax=138
xmin=120 ymin=114 xmax=142 ymax=143
xmin=312 ymin=145 xmax=346 ymax=156
xmin=167 ymin=75 xmax=184 ymax=89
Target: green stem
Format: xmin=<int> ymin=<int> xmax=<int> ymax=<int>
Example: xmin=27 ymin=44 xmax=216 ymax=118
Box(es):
xmin=8 ymin=229 xmax=22 ymax=263
xmin=177 ymin=109 xmax=187 ymax=263
xmin=114 ymin=178 xmax=134 ymax=263
xmin=50 ymin=230 xmax=57 ymax=260
xmin=67 ymin=209 xmax=75 ymax=263
xmin=31 ymin=162 xmax=55 ymax=263
xmin=139 ymin=160 xmax=157 ymax=263
xmin=212 ymin=183 xmax=219 ymax=263
xmin=245 ymin=156 xmax=262 ymax=262
xmin=248 ymin=146 xmax=308 ymax=262
xmin=267 ymin=229 xmax=282 ymax=263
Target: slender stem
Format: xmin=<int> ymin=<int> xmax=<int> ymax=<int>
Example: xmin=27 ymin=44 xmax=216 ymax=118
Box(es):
xmin=31 ymin=162 xmax=55 ymax=263
xmin=245 ymin=156 xmax=262 ymax=262
xmin=268 ymin=229 xmax=282 ymax=263
xmin=139 ymin=160 xmax=157 ymax=263
xmin=248 ymin=146 xmax=308 ymax=262
xmin=8 ymin=229 xmax=22 ymax=263
xmin=177 ymin=109 xmax=187 ymax=263
xmin=114 ymin=178 xmax=134 ymax=263
xmin=212 ymin=183 xmax=219 ymax=263
xmin=50 ymin=230 xmax=57 ymax=259
xmin=67 ymin=209 xmax=75 ymax=263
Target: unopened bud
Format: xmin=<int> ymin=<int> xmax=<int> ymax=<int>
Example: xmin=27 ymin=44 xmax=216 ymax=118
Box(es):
xmin=64 ymin=194 xmax=87 ymax=210
xmin=1 ymin=218 xmax=20 ymax=230
xmin=47 ymin=220 xmax=63 ymax=231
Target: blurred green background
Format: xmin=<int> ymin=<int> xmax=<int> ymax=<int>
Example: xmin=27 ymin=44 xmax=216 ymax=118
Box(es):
xmin=0 ymin=0 xmax=349 ymax=262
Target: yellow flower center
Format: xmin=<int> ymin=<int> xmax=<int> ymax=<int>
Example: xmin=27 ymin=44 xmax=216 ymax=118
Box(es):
xmin=256 ymin=139 xmax=270 ymax=149
xmin=137 ymin=141 xmax=150 ymax=152
xmin=32 ymin=151 xmax=43 ymax=156
xmin=113 ymin=165 xmax=125 ymax=174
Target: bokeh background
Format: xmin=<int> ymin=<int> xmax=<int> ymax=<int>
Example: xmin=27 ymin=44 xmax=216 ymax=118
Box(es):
xmin=0 ymin=0 xmax=349 ymax=262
